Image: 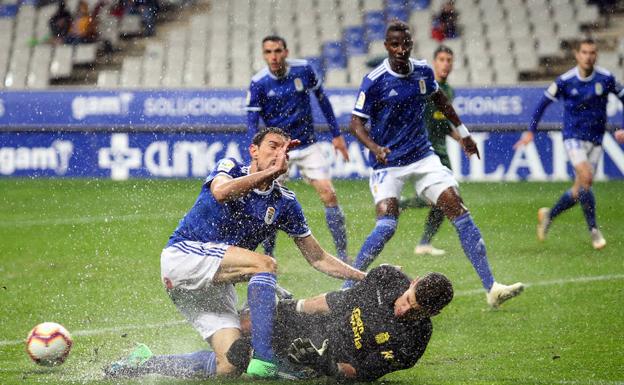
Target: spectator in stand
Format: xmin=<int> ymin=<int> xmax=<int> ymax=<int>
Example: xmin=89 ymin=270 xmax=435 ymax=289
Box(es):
xmin=66 ymin=0 xmax=96 ymax=44
xmin=431 ymin=1 xmax=458 ymax=41
xmin=49 ymin=1 xmax=73 ymax=44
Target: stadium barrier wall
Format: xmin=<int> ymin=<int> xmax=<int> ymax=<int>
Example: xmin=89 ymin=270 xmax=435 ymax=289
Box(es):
xmin=0 ymin=88 xmax=623 ymax=180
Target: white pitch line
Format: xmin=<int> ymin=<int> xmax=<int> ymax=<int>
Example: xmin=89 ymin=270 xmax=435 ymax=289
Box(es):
xmin=0 ymin=213 xmax=184 ymax=227
xmin=1 ymin=273 xmax=623 ymax=348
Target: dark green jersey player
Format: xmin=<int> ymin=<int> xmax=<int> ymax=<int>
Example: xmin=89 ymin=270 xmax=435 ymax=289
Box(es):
xmin=229 ymin=265 xmax=454 ymax=382
xmin=400 ymin=45 xmax=461 ymax=257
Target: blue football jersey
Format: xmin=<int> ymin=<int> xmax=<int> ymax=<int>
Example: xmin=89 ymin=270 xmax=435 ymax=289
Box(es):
xmin=546 ymin=66 xmax=624 ymax=143
xmin=167 ymin=158 xmax=311 ymax=250
xmin=246 ymin=59 xmax=323 ymax=148
xmin=352 ymin=58 xmax=439 ymax=169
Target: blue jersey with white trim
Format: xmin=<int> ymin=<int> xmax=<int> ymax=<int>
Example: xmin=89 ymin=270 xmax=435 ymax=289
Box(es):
xmin=546 ymin=66 xmax=624 ymax=143
xmin=352 ymin=58 xmax=439 ymax=169
xmin=167 ymin=158 xmax=311 ymax=250
xmin=246 ymin=59 xmax=323 ymax=147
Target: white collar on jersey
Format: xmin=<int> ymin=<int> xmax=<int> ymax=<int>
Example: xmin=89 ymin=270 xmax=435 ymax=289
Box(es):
xmin=575 ymin=66 xmax=596 ymax=82
xmin=253 ymin=179 xmax=278 ymax=195
xmin=266 ymin=64 xmax=291 ymax=80
xmin=383 ymin=58 xmax=414 ymax=78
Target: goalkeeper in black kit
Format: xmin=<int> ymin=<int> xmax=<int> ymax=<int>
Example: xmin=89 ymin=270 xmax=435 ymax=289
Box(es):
xmin=229 ymin=265 xmax=454 ymax=381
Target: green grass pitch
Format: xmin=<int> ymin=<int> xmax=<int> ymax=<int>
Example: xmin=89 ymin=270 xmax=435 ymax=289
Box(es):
xmin=1 ymin=179 xmax=623 ymax=385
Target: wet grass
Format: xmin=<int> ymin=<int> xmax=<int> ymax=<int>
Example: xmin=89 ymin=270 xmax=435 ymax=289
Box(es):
xmin=1 ymin=179 xmax=623 ymax=385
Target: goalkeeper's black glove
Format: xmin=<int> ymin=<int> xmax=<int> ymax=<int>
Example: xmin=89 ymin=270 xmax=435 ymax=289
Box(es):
xmin=287 ymin=338 xmax=337 ymax=376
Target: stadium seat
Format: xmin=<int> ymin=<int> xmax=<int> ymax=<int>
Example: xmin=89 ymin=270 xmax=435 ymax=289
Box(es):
xmin=364 ymin=11 xmax=385 ymax=41
xmin=449 ymin=67 xmax=470 ymax=87
xmin=599 ymin=51 xmax=621 ymax=71
xmin=119 ymin=14 xmax=142 ymax=36
xmin=470 ymin=67 xmax=493 ymax=85
xmin=162 ymin=45 xmax=185 ymax=88
xmin=556 ymin=21 xmax=579 ymax=41
xmin=323 ymin=41 xmax=347 ymax=69
xmin=495 ymin=67 xmax=518 ymax=85
xmin=4 ymin=43 xmax=29 ymax=89
xmin=97 ymin=70 xmax=119 ymax=88
xmin=363 ymin=0 xmax=384 ymax=12
xmin=27 ymin=44 xmax=51 ymax=89
xmin=73 ymin=43 xmax=97 ymax=65
xmin=574 ymin=0 xmax=600 ymax=26
xmin=324 ymin=68 xmax=349 ymax=87
xmin=344 ymin=26 xmax=367 ymax=56
xmin=120 ymin=57 xmax=142 ymax=88
xmin=409 ymin=10 xmax=431 ymax=40
xmin=300 ymin=38 xmax=321 ymax=57
xmin=49 ymin=44 xmax=73 ymax=79
xmin=35 ymin=4 xmax=57 ymax=41
xmin=347 ymin=55 xmax=369 ymax=86
xmin=142 ymin=42 xmax=164 ymax=88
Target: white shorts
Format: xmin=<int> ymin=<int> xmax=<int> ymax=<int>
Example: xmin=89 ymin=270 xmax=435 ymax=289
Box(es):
xmin=564 ymin=139 xmax=602 ymax=172
xmin=369 ymin=154 xmax=458 ymax=205
xmin=161 ymin=241 xmax=240 ymax=339
xmin=288 ymin=142 xmax=331 ymax=181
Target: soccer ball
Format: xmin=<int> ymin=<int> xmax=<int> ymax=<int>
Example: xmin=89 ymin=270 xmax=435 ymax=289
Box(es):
xmin=26 ymin=322 xmax=73 ymax=366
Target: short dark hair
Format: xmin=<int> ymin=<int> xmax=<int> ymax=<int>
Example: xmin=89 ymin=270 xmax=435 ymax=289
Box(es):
xmin=415 ymin=272 xmax=454 ymax=314
xmin=575 ymin=37 xmax=596 ymax=51
xmin=252 ymin=127 xmax=290 ymax=146
xmin=434 ymin=45 xmax=454 ymax=59
xmin=385 ymin=20 xmax=410 ymax=39
xmin=262 ymin=35 xmax=288 ymax=50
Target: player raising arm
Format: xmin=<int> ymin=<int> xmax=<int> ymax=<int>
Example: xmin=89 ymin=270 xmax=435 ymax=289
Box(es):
xmin=104 ymin=128 xmax=365 ymax=380
xmin=345 ymin=21 xmax=523 ymax=308
xmin=514 ymin=38 xmax=624 ymax=249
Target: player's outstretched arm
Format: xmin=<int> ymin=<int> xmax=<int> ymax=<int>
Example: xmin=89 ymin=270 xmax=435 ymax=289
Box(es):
xmin=314 ymin=87 xmax=350 ymax=161
xmin=350 ymin=115 xmax=390 ymax=164
xmin=431 ymin=89 xmax=480 ymax=159
xmin=294 ymin=234 xmax=366 ymax=281
xmin=514 ymin=94 xmax=554 ymax=149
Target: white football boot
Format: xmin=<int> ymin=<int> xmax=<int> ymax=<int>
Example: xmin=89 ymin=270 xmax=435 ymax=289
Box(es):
xmin=414 ymin=244 xmax=446 ymax=256
xmin=537 ymin=207 xmax=551 ymax=241
xmin=590 ymin=228 xmax=606 ymax=250
xmin=486 ymin=282 xmax=525 ymax=308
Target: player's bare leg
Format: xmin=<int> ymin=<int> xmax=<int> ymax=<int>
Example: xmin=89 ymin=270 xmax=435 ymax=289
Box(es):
xmin=213 ymin=246 xmax=277 ymax=284
xmin=436 ymin=187 xmax=523 ymax=308
xmin=209 ymin=328 xmax=244 ymax=376
xmin=309 ymin=178 xmax=349 ymax=262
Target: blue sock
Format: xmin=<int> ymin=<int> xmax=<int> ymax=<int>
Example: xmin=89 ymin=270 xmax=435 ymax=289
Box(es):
xmin=248 ymin=272 xmax=276 ymax=362
xmin=343 ymin=216 xmax=397 ymax=289
xmin=453 ymin=213 xmax=495 ymax=291
xmin=145 ymin=350 xmax=216 ymax=378
xmin=550 ymin=189 xmax=577 ymax=220
xmin=578 ymin=188 xmax=597 ymax=230
xmin=262 ymin=233 xmax=276 ymax=257
xmin=325 ymin=206 xmax=348 ymax=261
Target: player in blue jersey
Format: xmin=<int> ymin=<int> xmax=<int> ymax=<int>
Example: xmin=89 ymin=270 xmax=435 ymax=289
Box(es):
xmin=246 ymin=35 xmax=350 ymax=263
xmin=344 ymin=21 xmax=524 ymax=308
xmin=104 ymin=128 xmax=365 ymax=380
xmin=514 ymin=38 xmax=624 ymax=250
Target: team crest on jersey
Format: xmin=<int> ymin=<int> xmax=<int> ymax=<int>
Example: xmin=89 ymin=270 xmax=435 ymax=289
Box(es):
xmin=294 ymin=78 xmax=304 ymax=91
xmin=595 ymin=82 xmax=603 ymax=95
xmin=264 ymin=206 xmax=277 ymax=224
xmin=355 ymin=91 xmax=366 ymax=109
xmin=419 ymin=79 xmax=427 ymax=94
xmin=375 ymin=332 xmax=390 ymax=344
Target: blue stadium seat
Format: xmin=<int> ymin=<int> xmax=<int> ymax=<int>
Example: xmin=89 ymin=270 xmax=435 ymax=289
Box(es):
xmin=386 ymin=7 xmax=409 ymax=22
xmin=322 ymin=41 xmax=347 ymax=69
xmin=411 ymin=0 xmax=430 ymax=10
xmin=344 ymin=26 xmax=367 ymax=56
xmin=364 ymin=11 xmax=385 ymax=41
xmin=0 ymin=4 xmax=19 ymax=17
